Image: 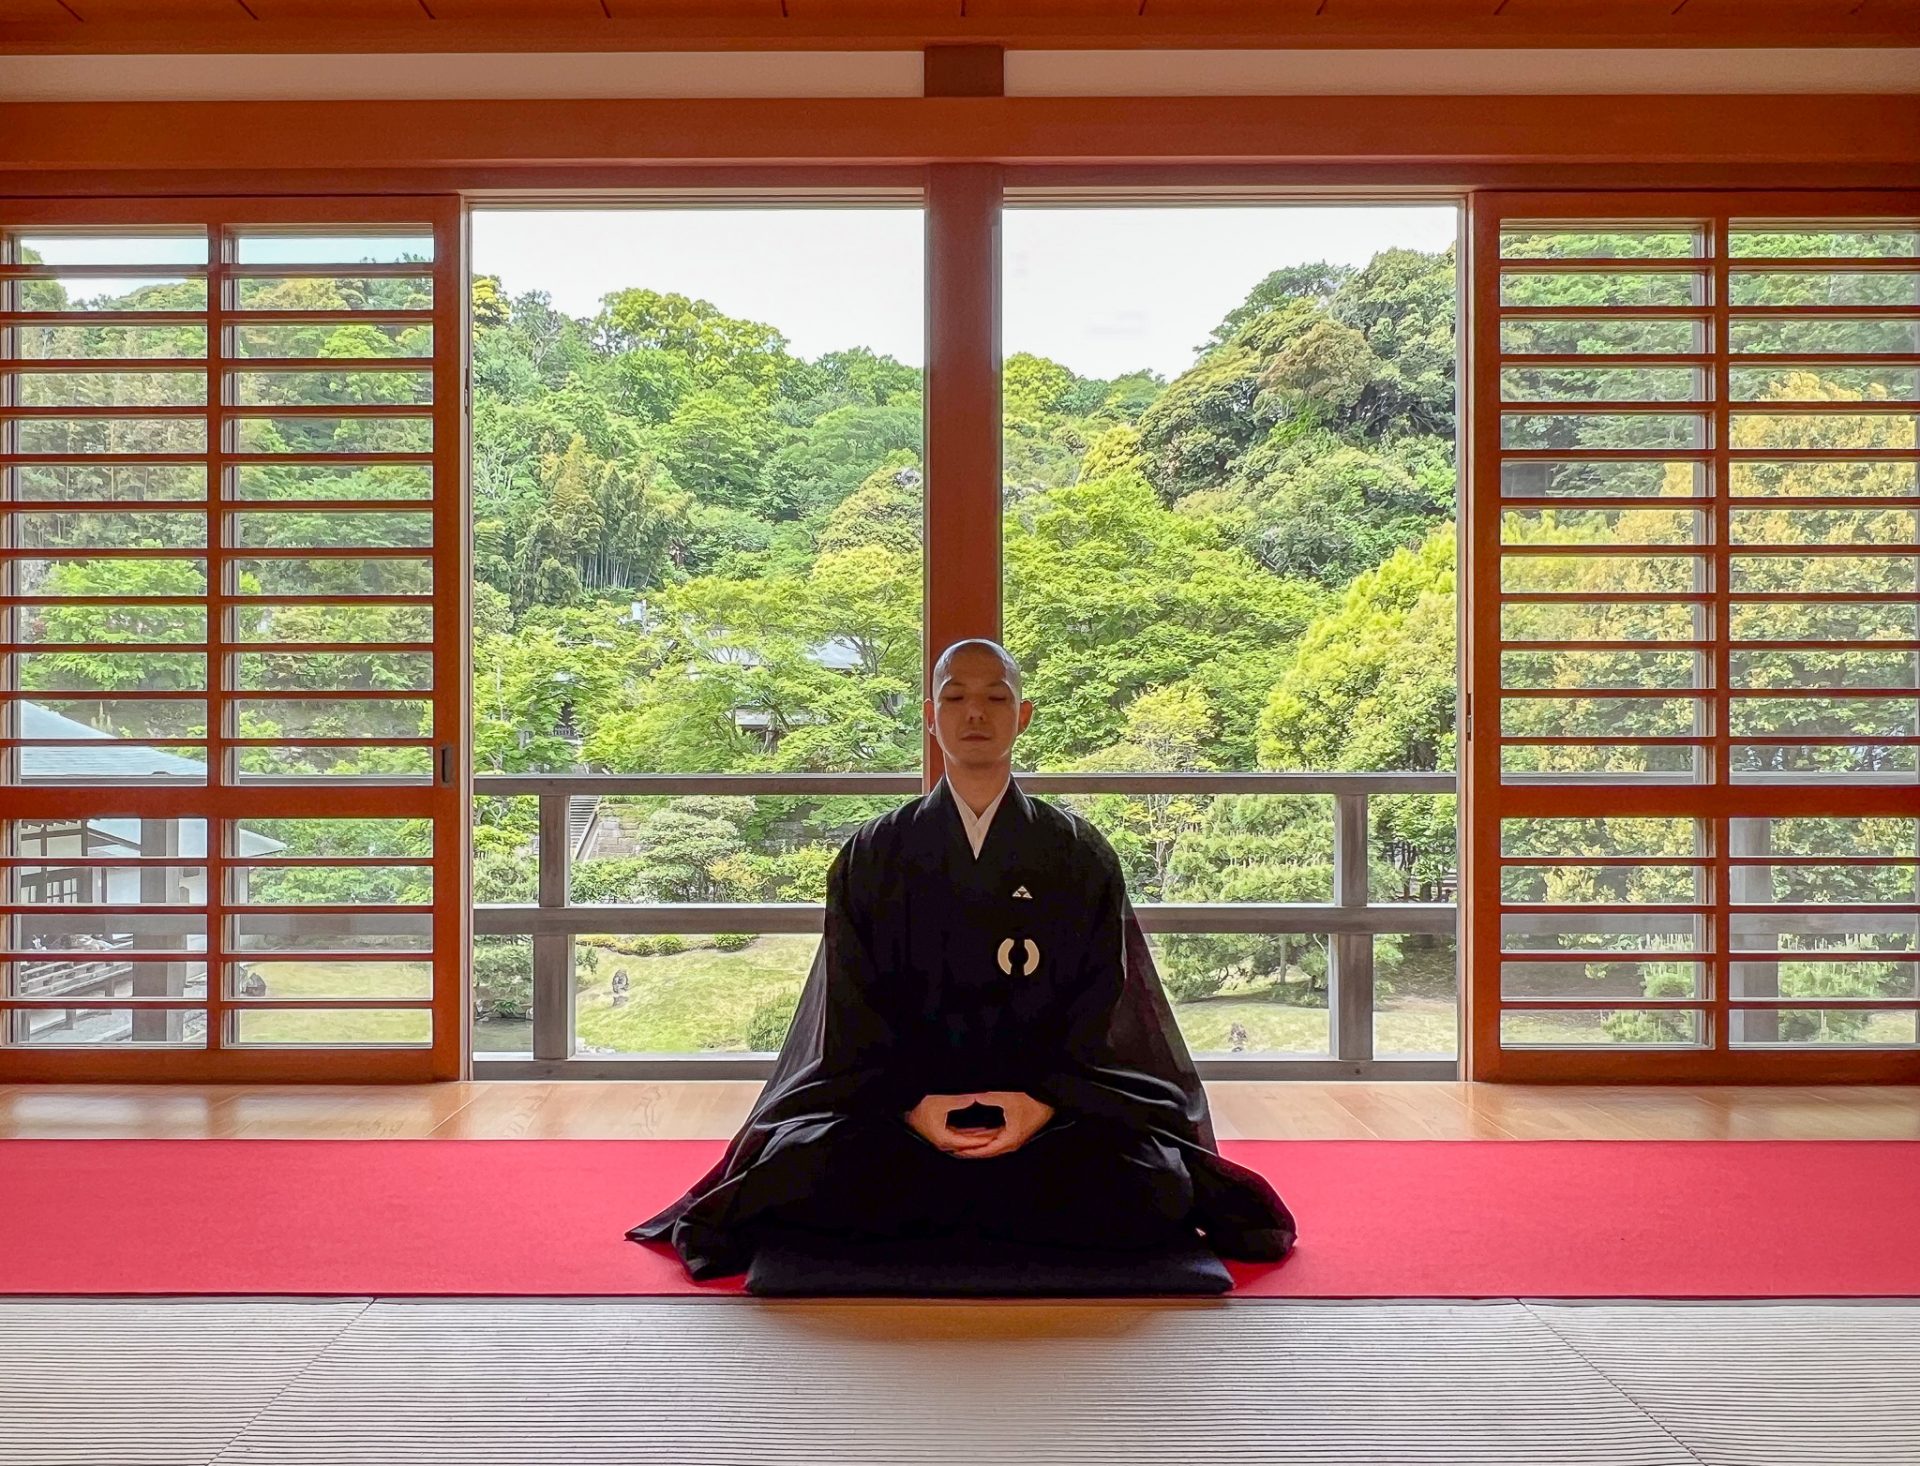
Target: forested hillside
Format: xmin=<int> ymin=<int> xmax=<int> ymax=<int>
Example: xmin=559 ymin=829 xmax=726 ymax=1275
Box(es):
xmin=465 ymin=249 xmax=1463 ymax=1026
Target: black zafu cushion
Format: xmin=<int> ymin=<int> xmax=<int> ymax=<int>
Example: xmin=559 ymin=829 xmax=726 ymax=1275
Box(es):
xmin=744 ymin=1230 xmax=1235 ymax=1297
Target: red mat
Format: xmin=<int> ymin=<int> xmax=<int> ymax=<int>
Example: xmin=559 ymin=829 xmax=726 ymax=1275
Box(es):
xmin=3 ymin=1138 xmax=1916 ymax=1298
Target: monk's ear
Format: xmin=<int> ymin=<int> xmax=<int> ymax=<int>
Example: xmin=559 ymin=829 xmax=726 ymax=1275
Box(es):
xmin=1017 ymin=699 xmax=1035 ymax=732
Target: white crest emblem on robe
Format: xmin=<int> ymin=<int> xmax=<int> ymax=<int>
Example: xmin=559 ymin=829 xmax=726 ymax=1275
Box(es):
xmin=996 ymin=937 xmax=1041 ymax=976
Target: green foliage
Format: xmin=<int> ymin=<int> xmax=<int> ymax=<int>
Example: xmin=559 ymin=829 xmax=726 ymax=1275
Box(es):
xmin=1258 ymin=523 xmax=1458 ymax=773
xmin=472 ymin=939 xmax=532 ymax=1022
xmin=745 ymin=985 xmax=802 ymax=1051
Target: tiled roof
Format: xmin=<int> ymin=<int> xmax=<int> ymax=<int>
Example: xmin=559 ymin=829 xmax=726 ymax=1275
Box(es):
xmin=17 ymin=703 xmax=283 ymax=856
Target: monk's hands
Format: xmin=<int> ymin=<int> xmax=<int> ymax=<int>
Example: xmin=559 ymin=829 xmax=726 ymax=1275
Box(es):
xmin=903 ymin=1092 xmax=1002 ymax=1155
xmin=902 ymin=1090 xmax=1056 ymax=1160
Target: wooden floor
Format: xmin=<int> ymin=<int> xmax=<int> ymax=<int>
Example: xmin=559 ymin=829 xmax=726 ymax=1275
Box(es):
xmin=2 ymin=1080 xmax=1918 ymax=1140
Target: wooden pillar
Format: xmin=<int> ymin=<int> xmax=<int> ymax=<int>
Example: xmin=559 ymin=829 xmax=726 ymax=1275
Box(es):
xmin=922 ymin=162 xmax=1003 ymax=790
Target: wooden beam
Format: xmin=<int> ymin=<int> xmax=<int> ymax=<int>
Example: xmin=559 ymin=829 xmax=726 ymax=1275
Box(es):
xmin=4 ymin=94 xmax=1918 ymax=176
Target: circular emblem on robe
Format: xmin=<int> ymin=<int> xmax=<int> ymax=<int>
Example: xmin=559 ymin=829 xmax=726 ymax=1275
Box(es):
xmin=996 ymin=937 xmax=1041 ymax=977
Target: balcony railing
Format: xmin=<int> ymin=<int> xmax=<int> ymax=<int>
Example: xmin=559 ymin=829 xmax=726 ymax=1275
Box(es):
xmin=471 ymin=771 xmax=1459 ymax=1080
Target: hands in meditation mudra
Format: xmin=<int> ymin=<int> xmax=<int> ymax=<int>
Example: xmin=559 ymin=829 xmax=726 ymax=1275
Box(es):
xmin=907 ymin=1091 xmax=1054 ymax=1160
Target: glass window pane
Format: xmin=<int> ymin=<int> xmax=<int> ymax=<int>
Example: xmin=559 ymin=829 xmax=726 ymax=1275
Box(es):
xmin=230 ymin=512 xmax=433 ymax=549
xmin=1730 ymin=270 xmax=1920 ymax=307
xmin=1731 ymin=364 xmax=1920 ymax=402
xmin=1501 ymin=270 xmax=1706 ymax=307
xmin=9 ymin=1005 xmax=206 ymax=1047
xmin=1500 ymin=1008 xmax=1703 ymax=1047
xmin=232 ymin=463 xmax=431 ymax=501
xmin=231 ymin=556 xmax=431 ymax=596
xmin=1501 ymin=460 xmax=1706 ymax=499
xmin=1731 ymin=460 xmax=1918 ymax=498
xmin=14 ymin=418 xmax=207 ymax=454
xmin=1729 ymin=226 xmax=1920 ymax=258
xmin=1730 ymin=412 xmax=1917 ymax=451
xmin=233 ymin=275 xmax=432 ymax=310
xmin=1501 ymin=228 xmax=1704 ymax=259
xmin=1500 ymin=316 xmax=1705 ymax=355
xmin=1501 ymin=554 xmax=1702 ymax=595
xmin=10 ymin=324 xmax=207 ymax=360
xmin=15 ymin=372 xmax=205 ymax=407
xmin=12 ymin=510 xmax=207 ymax=552
xmin=13 ymin=277 xmax=206 ymax=312
xmin=232 ymin=232 xmax=435 ymax=265
xmin=1730 ymin=317 xmax=1920 ymax=355
xmin=234 ymin=415 xmax=431 ymax=454
xmin=1500 ymin=367 xmax=1705 ymax=402
xmin=1501 ymin=508 xmax=1703 ymax=546
xmin=1502 ymin=601 xmax=1705 ymax=642
xmin=233 ymin=369 xmax=433 ymax=407
xmin=228 ymin=818 xmax=431 ymax=859
xmin=1730 ymin=1007 xmax=1918 ymax=1048
xmin=231 ymin=1006 xmax=430 ymax=1045
xmin=1502 ymin=961 xmax=1707 ymax=1001
xmin=1502 ymin=413 xmax=1705 ymax=451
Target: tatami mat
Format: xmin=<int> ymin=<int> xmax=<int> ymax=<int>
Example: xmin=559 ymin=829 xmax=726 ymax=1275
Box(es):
xmin=2 ymin=1298 xmax=1916 ymax=1466
xmin=0 ymin=1301 xmax=366 ymax=1466
xmin=1529 ymin=1302 xmax=1920 ymax=1466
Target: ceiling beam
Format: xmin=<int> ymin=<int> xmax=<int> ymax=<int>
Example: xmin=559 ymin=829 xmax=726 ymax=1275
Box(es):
xmin=4 ymin=93 xmax=1916 ymax=172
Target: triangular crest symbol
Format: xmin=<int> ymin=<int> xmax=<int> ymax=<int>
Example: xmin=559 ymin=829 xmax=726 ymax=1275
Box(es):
xmin=1012 ymin=885 xmax=1032 ymax=899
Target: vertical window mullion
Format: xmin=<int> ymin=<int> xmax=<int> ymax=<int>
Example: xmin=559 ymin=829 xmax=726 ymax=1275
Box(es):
xmin=206 ymin=216 xmax=230 ymax=1053
xmin=1710 ymin=210 xmax=1734 ymax=1054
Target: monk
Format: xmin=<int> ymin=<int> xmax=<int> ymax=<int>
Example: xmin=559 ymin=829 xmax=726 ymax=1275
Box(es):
xmin=629 ymin=638 xmax=1297 ymax=1280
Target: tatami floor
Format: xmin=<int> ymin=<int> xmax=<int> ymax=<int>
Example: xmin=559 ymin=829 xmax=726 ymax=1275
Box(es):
xmin=3 ymin=1079 xmax=1919 ymax=1141
xmin=6 ymin=1081 xmax=1919 ymax=1465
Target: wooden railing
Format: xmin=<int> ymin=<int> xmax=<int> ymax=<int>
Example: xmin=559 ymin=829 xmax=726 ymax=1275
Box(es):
xmin=471 ymin=771 xmax=1459 ymax=1080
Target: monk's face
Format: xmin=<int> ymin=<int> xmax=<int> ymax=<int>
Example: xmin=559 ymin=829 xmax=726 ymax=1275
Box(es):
xmin=926 ymin=650 xmax=1033 ymax=769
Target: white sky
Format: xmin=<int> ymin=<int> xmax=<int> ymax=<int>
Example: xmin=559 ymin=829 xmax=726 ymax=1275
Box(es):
xmin=471 ymin=204 xmax=1459 ymax=381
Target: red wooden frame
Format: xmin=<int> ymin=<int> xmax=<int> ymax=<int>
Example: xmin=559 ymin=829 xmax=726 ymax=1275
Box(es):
xmin=1464 ymin=189 xmax=1920 ymax=1083
xmin=0 ymin=193 xmax=467 ymax=1082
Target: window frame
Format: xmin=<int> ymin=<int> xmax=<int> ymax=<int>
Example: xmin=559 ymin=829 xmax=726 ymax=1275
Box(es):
xmin=0 ymin=193 xmax=468 ymax=1082
xmin=1464 ymin=189 xmax=1920 ymax=1083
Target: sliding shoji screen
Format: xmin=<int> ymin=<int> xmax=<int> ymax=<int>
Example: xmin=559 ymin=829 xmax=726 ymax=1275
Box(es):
xmin=1468 ymin=192 xmax=1920 ymax=1082
xmin=0 ymin=197 xmax=464 ymax=1081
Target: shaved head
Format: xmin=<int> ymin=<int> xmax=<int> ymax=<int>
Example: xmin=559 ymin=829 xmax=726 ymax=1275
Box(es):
xmin=932 ymin=638 xmax=1023 ymax=700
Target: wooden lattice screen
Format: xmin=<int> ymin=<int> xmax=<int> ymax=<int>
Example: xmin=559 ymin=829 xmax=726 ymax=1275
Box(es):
xmin=1467 ymin=191 xmax=1920 ymax=1082
xmin=0 ymin=197 xmax=465 ymax=1081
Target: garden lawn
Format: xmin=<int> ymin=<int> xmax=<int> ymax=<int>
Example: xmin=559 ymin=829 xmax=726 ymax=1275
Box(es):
xmin=574 ymin=935 xmax=816 ymax=1053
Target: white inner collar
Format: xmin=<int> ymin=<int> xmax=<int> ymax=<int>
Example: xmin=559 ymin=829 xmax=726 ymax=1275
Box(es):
xmin=950 ymin=776 xmax=1010 ymax=859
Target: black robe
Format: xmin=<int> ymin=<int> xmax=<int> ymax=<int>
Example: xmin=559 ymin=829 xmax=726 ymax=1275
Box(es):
xmin=628 ymin=775 xmax=1298 ymax=1279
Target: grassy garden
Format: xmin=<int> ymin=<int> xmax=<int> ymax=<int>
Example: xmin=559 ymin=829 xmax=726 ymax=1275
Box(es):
xmin=472 ymin=930 xmax=1467 ymax=1058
